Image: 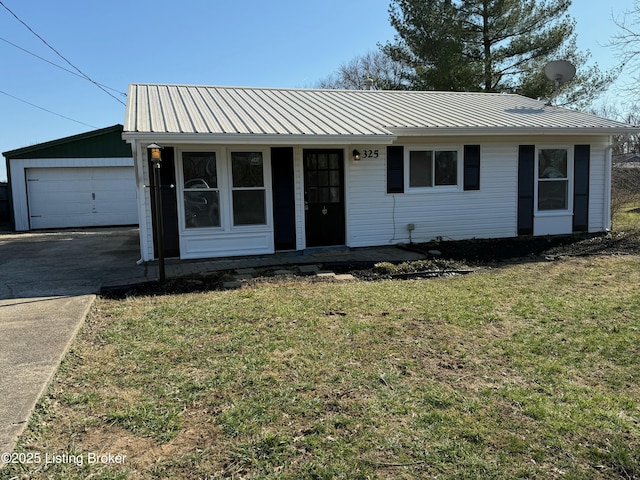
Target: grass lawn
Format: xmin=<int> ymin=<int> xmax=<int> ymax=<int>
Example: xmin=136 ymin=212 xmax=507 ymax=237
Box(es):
xmin=3 ymin=255 xmax=640 ymax=479
xmin=613 ymin=202 xmax=640 ymax=232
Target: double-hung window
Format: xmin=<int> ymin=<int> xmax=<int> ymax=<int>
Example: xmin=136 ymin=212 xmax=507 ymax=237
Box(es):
xmin=537 ymin=148 xmax=569 ymax=211
xmin=231 ymin=152 xmax=266 ymax=225
xmin=409 ymin=149 xmax=459 ymax=188
xmin=183 ymin=152 xmax=220 ymax=228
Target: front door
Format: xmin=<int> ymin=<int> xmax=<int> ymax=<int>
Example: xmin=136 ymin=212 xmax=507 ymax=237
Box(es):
xmin=303 ymin=149 xmax=345 ymax=247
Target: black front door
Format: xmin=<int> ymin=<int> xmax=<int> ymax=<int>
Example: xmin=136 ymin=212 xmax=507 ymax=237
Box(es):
xmin=304 ymin=149 xmax=345 ymax=247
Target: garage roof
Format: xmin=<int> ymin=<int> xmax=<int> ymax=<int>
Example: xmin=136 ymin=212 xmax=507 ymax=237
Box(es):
xmin=123 ymin=84 xmax=638 ymax=142
xmin=3 ymin=124 xmax=131 ymax=159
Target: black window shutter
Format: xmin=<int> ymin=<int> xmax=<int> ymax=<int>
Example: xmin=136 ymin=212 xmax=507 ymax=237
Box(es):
xmin=387 ymin=146 xmax=404 ymax=193
xmin=573 ymin=145 xmax=590 ymax=232
xmin=463 ymin=145 xmax=481 ymax=190
xmin=518 ymin=145 xmax=535 ymax=236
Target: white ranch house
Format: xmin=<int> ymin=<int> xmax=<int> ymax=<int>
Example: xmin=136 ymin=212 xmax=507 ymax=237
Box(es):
xmin=122 ymin=84 xmax=638 ymax=261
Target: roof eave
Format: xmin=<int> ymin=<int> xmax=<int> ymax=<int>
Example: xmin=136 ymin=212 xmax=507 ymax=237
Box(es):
xmin=3 ymin=124 xmax=124 ymax=158
xmin=121 ymin=132 xmax=398 ymax=145
xmin=387 ymin=127 xmax=640 ymax=137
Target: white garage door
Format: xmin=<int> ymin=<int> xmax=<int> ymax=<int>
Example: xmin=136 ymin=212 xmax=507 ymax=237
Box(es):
xmin=26 ymin=167 xmax=138 ymax=229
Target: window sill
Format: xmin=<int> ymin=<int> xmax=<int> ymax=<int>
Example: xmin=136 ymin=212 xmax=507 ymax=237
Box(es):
xmin=534 ymin=210 xmax=573 ymax=217
xmin=406 ymin=186 xmax=462 ymax=194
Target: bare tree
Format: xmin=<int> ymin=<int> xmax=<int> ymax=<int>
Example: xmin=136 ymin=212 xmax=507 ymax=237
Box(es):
xmin=590 ymin=102 xmax=640 ymax=157
xmin=609 ymin=0 xmax=640 ymax=93
xmin=316 ymin=51 xmax=410 ymax=90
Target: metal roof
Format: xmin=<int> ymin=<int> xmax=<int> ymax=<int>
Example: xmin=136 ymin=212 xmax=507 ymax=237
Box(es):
xmin=123 ymin=84 xmax=638 ymax=142
xmin=3 ymin=124 xmax=131 ymax=159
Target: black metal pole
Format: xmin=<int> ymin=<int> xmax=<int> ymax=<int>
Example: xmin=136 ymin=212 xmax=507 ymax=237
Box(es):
xmin=152 ymin=161 xmax=165 ymax=282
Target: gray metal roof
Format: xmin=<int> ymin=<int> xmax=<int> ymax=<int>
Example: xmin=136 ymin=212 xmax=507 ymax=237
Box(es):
xmin=123 ymin=84 xmax=638 ymax=141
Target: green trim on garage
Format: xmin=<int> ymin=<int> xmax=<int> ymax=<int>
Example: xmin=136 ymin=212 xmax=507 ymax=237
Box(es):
xmin=3 ymin=125 xmax=130 ymax=159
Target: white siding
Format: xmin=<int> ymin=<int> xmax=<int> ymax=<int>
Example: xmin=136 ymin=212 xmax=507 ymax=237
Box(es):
xmin=134 ymin=135 xmax=614 ymax=261
xmin=135 ymin=144 xmax=156 ymax=262
xmin=588 ymin=141 xmax=609 ymax=232
xmin=345 ymin=136 xmax=611 ymax=247
xmin=347 ymin=141 xmax=518 ymax=247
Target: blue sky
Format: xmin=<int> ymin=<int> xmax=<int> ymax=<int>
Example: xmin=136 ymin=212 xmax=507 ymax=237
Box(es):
xmin=0 ymin=0 xmax=637 ymax=181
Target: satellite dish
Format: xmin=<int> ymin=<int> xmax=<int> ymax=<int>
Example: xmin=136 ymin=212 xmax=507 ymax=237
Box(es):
xmin=544 ymin=60 xmax=576 ymax=86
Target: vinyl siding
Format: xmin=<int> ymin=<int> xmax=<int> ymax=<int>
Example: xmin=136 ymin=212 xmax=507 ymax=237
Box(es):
xmin=346 ymin=136 xmax=611 ymax=247
xmin=587 ymin=140 xmax=609 ymax=232
xmin=134 ymin=135 xmax=613 ymax=261
xmin=347 ymin=141 xmax=518 ymax=247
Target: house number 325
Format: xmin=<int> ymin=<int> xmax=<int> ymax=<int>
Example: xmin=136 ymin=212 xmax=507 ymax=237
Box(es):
xmin=362 ymin=149 xmax=379 ymax=158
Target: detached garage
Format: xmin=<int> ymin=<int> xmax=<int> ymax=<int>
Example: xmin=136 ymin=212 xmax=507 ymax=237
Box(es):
xmin=4 ymin=125 xmax=138 ymax=231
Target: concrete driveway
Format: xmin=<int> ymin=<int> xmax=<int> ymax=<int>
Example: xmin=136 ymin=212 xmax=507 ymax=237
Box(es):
xmin=0 ymin=227 xmax=146 ymax=455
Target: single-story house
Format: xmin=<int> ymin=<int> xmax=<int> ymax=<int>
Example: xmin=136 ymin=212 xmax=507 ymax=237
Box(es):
xmin=122 ymin=84 xmax=638 ymax=261
xmin=4 ymin=124 xmax=138 ymax=231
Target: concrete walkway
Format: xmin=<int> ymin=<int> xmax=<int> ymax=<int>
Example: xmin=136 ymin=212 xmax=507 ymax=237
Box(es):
xmin=0 ymin=227 xmax=424 ymax=456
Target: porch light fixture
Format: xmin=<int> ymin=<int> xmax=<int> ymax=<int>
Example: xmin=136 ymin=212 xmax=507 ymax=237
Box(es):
xmin=147 ymin=143 xmax=165 ymax=282
xmin=352 ymin=149 xmax=361 ymax=161
xmin=149 ymin=143 xmax=163 ymax=161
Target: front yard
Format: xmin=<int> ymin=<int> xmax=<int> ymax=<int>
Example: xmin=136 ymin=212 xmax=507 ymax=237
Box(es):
xmin=3 ymin=254 xmax=640 ymax=479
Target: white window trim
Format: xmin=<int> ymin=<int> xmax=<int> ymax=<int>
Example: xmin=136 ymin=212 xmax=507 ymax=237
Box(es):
xmin=228 ymin=149 xmax=272 ymax=229
xmin=176 ymin=146 xmax=273 ymax=232
xmin=534 ymin=145 xmax=574 ymax=216
xmin=404 ymin=145 xmax=463 ymax=193
xmin=177 ymin=147 xmax=226 ymax=232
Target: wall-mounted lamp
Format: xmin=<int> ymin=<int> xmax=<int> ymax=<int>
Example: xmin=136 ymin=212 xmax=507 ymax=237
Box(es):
xmin=352 ymin=149 xmax=361 ymax=162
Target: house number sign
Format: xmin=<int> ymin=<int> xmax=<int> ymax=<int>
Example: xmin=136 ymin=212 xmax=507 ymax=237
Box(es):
xmin=362 ymin=149 xmax=379 ymax=159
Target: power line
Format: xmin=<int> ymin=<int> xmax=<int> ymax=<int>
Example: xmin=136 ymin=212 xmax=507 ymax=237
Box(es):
xmin=0 ymin=0 xmax=126 ymax=106
xmin=0 ymin=36 xmax=126 ymax=96
xmin=0 ymin=89 xmax=101 ymax=129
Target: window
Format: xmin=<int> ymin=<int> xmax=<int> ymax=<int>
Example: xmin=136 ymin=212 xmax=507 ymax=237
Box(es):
xmin=537 ymin=148 xmax=568 ymax=211
xmin=182 ymin=152 xmax=220 ymax=228
xmin=409 ymin=149 xmax=458 ymax=188
xmin=231 ymin=152 xmax=266 ymax=225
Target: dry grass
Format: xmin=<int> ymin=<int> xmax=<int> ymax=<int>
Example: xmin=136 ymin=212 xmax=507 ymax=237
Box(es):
xmin=3 ymin=256 xmax=640 ymax=479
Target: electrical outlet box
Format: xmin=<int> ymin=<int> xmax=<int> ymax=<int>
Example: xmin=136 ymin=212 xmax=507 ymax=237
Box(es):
xmin=407 ymin=223 xmax=415 ymax=231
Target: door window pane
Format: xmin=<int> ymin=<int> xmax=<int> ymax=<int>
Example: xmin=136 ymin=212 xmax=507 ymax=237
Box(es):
xmin=318 ymin=171 xmax=329 ymax=187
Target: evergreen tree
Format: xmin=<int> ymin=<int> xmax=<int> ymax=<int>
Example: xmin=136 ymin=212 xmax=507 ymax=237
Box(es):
xmin=382 ymin=0 xmax=615 ymax=106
